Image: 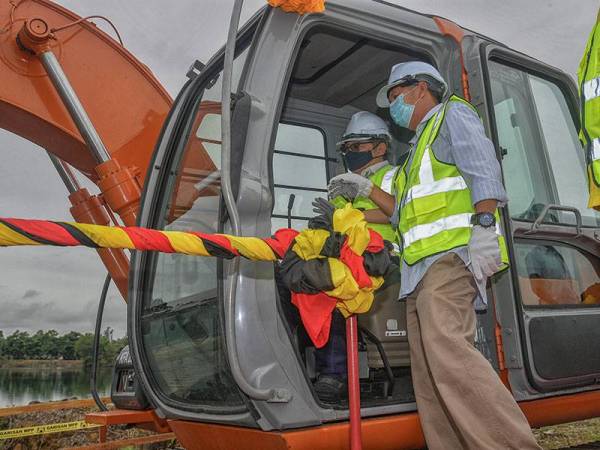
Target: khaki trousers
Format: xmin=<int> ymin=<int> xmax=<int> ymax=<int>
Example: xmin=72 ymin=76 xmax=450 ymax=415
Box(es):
xmin=406 ymin=253 xmax=541 ymax=450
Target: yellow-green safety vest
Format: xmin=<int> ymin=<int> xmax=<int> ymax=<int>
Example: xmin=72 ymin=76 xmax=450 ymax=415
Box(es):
xmin=332 ymin=163 xmax=399 ymax=246
xmin=396 ymin=95 xmax=509 ymax=268
xmin=578 ymin=10 xmax=600 ymax=210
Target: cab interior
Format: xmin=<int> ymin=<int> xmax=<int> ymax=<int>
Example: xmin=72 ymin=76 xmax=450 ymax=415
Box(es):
xmin=270 ymin=21 xmax=600 ymax=407
xmin=271 ymin=25 xmax=437 ymax=408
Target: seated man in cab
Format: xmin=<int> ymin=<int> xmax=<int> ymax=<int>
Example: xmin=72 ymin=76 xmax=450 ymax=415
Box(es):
xmin=328 ymin=111 xmax=400 ymax=250
xmin=311 ymin=111 xmax=400 ymax=401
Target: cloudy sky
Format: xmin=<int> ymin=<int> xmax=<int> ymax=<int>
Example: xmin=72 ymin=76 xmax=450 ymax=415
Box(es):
xmin=0 ymin=0 xmax=597 ymax=337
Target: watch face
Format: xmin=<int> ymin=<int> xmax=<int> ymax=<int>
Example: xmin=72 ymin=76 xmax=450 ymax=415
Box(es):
xmin=479 ymin=213 xmax=496 ymax=228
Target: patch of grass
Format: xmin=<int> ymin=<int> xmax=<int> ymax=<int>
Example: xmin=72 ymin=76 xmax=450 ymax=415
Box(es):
xmin=534 ymin=418 xmax=600 ymax=449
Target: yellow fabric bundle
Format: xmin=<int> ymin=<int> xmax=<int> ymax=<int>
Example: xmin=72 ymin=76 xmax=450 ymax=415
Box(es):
xmin=328 ymin=205 xmax=384 ymax=317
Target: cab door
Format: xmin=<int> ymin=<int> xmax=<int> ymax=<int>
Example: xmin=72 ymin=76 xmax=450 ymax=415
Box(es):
xmin=235 ymin=1 xmax=478 ymax=428
xmin=478 ymin=45 xmax=600 ymax=394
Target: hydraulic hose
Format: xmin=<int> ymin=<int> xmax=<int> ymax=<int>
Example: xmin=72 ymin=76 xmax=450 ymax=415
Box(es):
xmin=91 ymin=274 xmax=111 ymax=412
xmin=359 ymin=326 xmax=395 ymax=395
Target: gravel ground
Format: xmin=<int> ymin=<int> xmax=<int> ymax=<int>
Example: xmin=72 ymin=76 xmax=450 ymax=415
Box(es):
xmin=0 ymin=406 xmax=179 ymax=449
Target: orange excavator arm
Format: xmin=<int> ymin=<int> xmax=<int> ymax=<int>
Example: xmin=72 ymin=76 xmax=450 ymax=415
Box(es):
xmin=0 ymin=0 xmax=174 ymax=297
xmin=0 ymin=0 xmax=172 ymax=180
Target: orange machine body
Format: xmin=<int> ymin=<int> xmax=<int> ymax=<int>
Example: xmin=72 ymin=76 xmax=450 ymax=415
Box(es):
xmin=166 ymin=390 xmax=600 ymax=450
xmin=2 ymin=1 xmax=600 ymax=448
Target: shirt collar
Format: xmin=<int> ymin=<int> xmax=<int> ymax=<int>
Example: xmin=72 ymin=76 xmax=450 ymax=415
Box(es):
xmin=360 ymin=160 xmax=389 ymax=178
xmin=408 ymin=103 xmax=444 ymax=145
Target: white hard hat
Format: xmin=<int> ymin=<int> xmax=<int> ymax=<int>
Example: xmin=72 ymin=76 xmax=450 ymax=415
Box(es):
xmin=376 ymin=61 xmax=448 ymax=107
xmin=336 ymin=111 xmax=392 ymax=149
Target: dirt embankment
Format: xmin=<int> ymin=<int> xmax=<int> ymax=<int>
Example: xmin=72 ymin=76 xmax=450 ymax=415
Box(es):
xmin=0 ymin=360 xmax=83 ymax=370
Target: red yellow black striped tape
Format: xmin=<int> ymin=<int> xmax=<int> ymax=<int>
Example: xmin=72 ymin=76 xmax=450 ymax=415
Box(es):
xmin=0 ymin=217 xmax=297 ymax=261
xmin=0 ymin=205 xmax=388 ymax=321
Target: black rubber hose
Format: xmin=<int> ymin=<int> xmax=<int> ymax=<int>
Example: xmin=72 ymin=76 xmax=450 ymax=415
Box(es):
xmin=91 ymin=274 xmax=111 ymax=411
xmin=359 ymin=326 xmax=395 ymax=395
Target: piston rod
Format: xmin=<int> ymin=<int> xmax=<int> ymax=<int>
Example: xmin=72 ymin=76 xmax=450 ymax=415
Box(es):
xmin=47 ymin=152 xmax=80 ymax=194
xmin=39 ymin=51 xmax=111 ymax=164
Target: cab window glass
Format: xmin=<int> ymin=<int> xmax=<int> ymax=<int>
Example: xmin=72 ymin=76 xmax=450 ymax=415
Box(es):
xmin=271 ymin=123 xmax=327 ymax=232
xmin=140 ymin=44 xmax=251 ymax=408
xmin=488 ymin=60 xmax=600 ymax=227
xmin=515 ymin=241 xmax=600 ymax=307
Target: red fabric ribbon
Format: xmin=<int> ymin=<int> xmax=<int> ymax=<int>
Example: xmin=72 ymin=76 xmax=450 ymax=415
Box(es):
xmin=291 ymin=292 xmax=338 ymax=348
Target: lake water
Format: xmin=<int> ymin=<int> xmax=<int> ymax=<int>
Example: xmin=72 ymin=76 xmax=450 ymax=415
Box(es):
xmin=0 ymin=367 xmax=112 ymax=407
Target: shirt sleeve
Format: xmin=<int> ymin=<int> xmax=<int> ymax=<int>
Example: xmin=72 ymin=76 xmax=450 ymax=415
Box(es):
xmin=440 ymin=102 xmax=508 ymax=206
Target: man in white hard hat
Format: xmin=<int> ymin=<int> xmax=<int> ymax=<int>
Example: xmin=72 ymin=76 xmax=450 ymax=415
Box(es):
xmin=322 ymin=111 xmax=399 ymax=244
xmin=327 ymin=62 xmax=542 ymax=449
xmin=311 ymin=110 xmax=400 ymax=402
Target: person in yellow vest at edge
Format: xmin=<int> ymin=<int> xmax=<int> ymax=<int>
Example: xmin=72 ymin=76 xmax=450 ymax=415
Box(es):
xmin=578 ymin=8 xmax=600 ymax=211
xmin=310 ymin=111 xmax=401 ymax=402
xmin=326 ymin=62 xmax=542 ymax=449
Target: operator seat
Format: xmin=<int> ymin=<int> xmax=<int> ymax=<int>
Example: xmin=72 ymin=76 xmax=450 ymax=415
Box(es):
xmin=358 ymin=271 xmax=409 ymax=368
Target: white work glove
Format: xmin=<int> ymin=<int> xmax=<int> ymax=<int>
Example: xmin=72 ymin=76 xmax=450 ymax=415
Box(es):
xmin=468 ymin=225 xmax=502 ymax=281
xmin=327 ymin=173 xmax=373 ymax=202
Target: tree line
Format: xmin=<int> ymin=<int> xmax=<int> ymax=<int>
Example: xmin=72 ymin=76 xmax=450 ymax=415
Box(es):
xmin=0 ymin=328 xmax=127 ymax=367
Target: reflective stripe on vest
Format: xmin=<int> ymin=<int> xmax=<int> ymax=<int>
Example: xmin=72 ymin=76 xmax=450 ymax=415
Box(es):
xmin=402 ymin=213 xmax=467 ymax=248
xmin=380 ymin=167 xmax=397 ymax=194
xmin=578 ymin=15 xmax=600 ymax=200
xmin=584 ymin=77 xmax=600 ymax=103
xmin=591 ymin=137 xmax=600 ymax=162
xmin=402 ymin=212 xmax=503 ymax=249
xmin=404 ymin=151 xmax=468 ymax=202
xmin=398 ymin=95 xmax=509 ymax=267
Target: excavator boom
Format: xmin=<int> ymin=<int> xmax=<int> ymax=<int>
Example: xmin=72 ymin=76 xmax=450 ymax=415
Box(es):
xmin=0 ymin=0 xmax=176 ymax=296
xmin=0 ymin=0 xmax=171 ymax=181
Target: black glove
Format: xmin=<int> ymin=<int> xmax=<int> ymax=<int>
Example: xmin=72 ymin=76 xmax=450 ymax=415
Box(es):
xmin=312 ymin=197 xmax=335 ymax=217
xmin=309 ymin=197 xmax=335 ymax=230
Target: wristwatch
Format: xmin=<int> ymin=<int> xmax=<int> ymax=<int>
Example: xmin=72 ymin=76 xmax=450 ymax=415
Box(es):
xmin=471 ymin=212 xmax=496 ymax=228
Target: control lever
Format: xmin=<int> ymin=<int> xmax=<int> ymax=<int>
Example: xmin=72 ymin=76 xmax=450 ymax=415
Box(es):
xmin=287 ymin=194 xmax=296 ymax=229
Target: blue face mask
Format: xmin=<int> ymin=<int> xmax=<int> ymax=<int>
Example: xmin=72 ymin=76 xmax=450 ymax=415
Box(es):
xmin=389 ymin=88 xmax=418 ymax=128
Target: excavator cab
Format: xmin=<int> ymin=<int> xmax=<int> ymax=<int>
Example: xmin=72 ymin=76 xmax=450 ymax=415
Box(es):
xmin=119 ymin=1 xmax=600 ymax=448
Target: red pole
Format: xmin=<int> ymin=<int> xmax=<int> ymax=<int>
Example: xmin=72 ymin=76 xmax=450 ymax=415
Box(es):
xmin=346 ymin=315 xmax=362 ymax=450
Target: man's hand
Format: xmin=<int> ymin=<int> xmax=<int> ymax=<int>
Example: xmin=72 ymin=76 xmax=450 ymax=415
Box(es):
xmin=328 ymin=173 xmax=373 ymax=201
xmin=468 ymin=225 xmax=501 ymax=281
